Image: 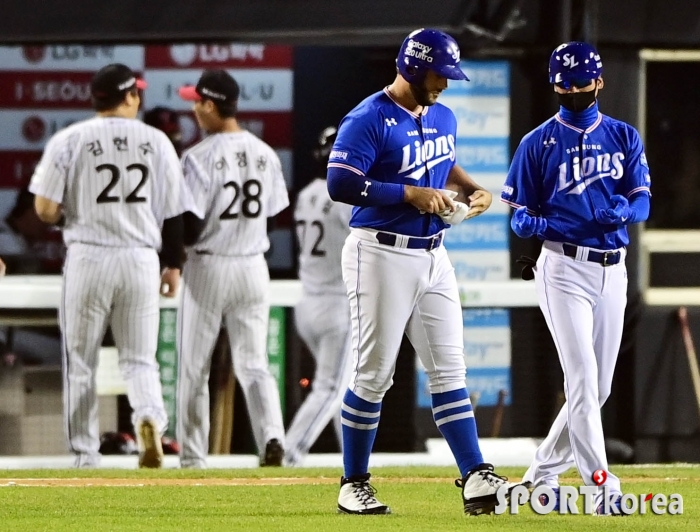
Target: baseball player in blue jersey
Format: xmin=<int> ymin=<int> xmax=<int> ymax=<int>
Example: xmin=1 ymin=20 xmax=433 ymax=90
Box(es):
xmin=327 ymin=28 xmax=515 ymax=516
xmin=501 ymin=42 xmax=651 ymax=515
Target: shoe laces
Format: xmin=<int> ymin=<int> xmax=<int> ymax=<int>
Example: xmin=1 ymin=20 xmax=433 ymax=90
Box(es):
xmin=479 ymin=469 xmax=509 ymax=488
xmin=454 ymin=465 xmax=509 ymax=489
xmin=351 ymin=480 xmax=380 ymax=506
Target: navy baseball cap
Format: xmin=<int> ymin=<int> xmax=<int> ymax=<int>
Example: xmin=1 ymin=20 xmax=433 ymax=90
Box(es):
xmin=91 ymin=63 xmax=146 ymax=100
xmin=178 ymin=69 xmax=240 ymax=103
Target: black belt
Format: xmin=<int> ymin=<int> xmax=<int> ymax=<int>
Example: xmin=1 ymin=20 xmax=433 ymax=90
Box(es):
xmin=376 ymin=231 xmax=443 ymax=251
xmin=195 ymin=250 xmax=213 ymax=255
xmin=562 ymin=244 xmax=621 ymax=266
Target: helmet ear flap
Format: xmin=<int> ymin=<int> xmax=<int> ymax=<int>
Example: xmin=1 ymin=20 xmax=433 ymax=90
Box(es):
xmin=404 ymin=65 xmax=425 ymax=84
xmin=313 ymin=126 xmax=338 ymax=163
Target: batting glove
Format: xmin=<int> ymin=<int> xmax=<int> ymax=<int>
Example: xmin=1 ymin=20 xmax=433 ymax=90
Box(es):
xmin=594 ymin=194 xmax=631 ymax=225
xmin=511 ymin=206 xmax=548 ymax=238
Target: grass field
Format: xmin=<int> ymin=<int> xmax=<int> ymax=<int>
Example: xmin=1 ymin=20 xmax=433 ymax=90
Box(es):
xmin=0 ymin=465 xmax=696 ymax=531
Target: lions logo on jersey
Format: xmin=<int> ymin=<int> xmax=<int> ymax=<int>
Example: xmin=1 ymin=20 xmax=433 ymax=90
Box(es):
xmin=398 ymin=134 xmax=456 ymax=180
xmin=557 ymin=152 xmax=625 ymax=195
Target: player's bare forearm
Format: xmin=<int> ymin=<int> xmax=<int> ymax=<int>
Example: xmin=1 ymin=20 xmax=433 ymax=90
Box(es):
xmin=33 ymin=195 xmax=63 ymax=224
xmin=445 ymin=165 xmax=492 ymax=218
xmin=445 ymin=164 xmax=484 ymax=201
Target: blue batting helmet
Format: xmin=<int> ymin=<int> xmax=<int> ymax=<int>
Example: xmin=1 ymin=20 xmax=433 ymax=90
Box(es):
xmin=397 ymin=28 xmax=469 ymax=84
xmin=313 ymin=126 xmax=337 ymax=163
xmin=549 ymin=41 xmax=603 ymax=88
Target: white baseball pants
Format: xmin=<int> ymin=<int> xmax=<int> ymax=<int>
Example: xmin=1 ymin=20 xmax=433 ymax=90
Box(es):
xmin=61 ymin=243 xmax=168 ymax=467
xmin=176 ymin=253 xmax=285 ymax=468
xmin=341 ymin=228 xmax=467 ymax=404
xmin=284 ymin=293 xmax=353 ymax=465
xmin=524 ymin=241 xmax=627 ymax=496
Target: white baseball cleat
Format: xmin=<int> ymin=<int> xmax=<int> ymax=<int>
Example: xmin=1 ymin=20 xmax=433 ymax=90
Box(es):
xmin=595 ymin=493 xmax=626 ymax=516
xmin=456 ymin=463 xmax=515 ymax=515
xmin=337 ymin=473 xmax=391 ymax=515
xmin=136 ymin=417 xmax=163 ymax=469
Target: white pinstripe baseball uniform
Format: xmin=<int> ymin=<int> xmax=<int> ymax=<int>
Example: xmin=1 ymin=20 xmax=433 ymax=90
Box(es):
xmin=29 ymin=116 xmax=192 ymax=468
xmin=284 ymin=177 xmax=354 ymax=466
xmin=177 ymin=130 xmax=289 ymax=468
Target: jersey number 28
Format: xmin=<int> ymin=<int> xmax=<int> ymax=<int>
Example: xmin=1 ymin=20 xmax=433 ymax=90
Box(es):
xmin=220 ymin=179 xmax=262 ymax=219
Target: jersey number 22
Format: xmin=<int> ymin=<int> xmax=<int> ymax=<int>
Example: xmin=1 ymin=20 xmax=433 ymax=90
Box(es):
xmin=95 ymin=163 xmax=149 ymax=204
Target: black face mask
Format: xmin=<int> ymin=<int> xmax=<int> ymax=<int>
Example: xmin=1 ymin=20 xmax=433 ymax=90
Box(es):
xmin=557 ymin=89 xmax=597 ymax=112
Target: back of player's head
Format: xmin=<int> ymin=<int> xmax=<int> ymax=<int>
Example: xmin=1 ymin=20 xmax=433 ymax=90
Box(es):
xmin=91 ymin=63 xmax=147 ymax=111
xmin=178 ymin=69 xmax=240 ymax=118
xmin=144 ymin=106 xmax=179 ymax=131
xmin=143 ymin=106 xmax=182 ymax=153
xmin=312 ymin=126 xmax=338 ymax=176
xmin=549 ymin=41 xmax=603 ymax=89
xmin=397 ymin=28 xmax=469 ymax=85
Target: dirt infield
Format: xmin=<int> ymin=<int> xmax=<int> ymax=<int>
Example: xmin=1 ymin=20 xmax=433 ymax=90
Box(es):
xmin=0 ymin=476 xmax=688 ymax=487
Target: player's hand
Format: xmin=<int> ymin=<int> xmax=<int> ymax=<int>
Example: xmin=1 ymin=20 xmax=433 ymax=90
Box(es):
xmin=405 ymin=185 xmax=456 ymax=214
xmin=511 ymin=206 xmax=548 ymax=238
xmin=465 ymin=189 xmax=493 ymax=219
xmin=594 ymin=194 xmax=631 ymax=225
xmin=0 ymin=258 xmax=5 ymax=277
xmin=439 ymin=201 xmax=470 ymax=225
xmin=423 ymin=189 xmax=459 ymax=216
xmin=160 ymin=268 xmax=181 ymax=298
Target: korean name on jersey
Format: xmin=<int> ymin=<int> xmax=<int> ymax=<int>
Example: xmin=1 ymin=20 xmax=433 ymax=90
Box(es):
xmin=29 ymin=117 xmax=187 ymax=249
xmin=180 ymin=131 xmax=289 ymax=256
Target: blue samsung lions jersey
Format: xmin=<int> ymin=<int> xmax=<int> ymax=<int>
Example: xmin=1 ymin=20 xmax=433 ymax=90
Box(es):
xmin=328 ymin=88 xmax=457 ymax=237
xmin=501 ymin=104 xmax=651 ymax=249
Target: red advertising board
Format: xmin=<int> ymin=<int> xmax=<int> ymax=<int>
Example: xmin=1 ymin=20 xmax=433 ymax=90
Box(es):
xmin=0 ymin=72 xmax=94 ymax=109
xmin=0 ymin=43 xmax=294 ymax=262
xmin=145 ymin=44 xmax=293 ymax=69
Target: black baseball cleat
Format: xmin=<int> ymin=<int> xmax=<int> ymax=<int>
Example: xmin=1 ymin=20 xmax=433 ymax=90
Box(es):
xmin=337 ymin=473 xmax=392 ymax=515
xmin=260 ymin=438 xmax=284 ymax=467
xmin=455 ymin=463 xmax=515 ymax=515
xmin=136 ymin=417 xmax=163 ymax=469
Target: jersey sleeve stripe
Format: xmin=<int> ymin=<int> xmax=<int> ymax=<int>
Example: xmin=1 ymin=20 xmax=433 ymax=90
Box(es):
xmin=327 ymin=162 xmax=365 ymax=176
xmin=500 ymin=198 xmax=524 ymax=209
xmin=500 ymin=198 xmax=538 ymax=215
xmin=627 ymin=186 xmax=651 ymax=197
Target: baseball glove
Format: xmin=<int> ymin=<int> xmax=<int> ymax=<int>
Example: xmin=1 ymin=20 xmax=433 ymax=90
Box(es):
xmin=516 ymin=256 xmax=537 ymax=281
